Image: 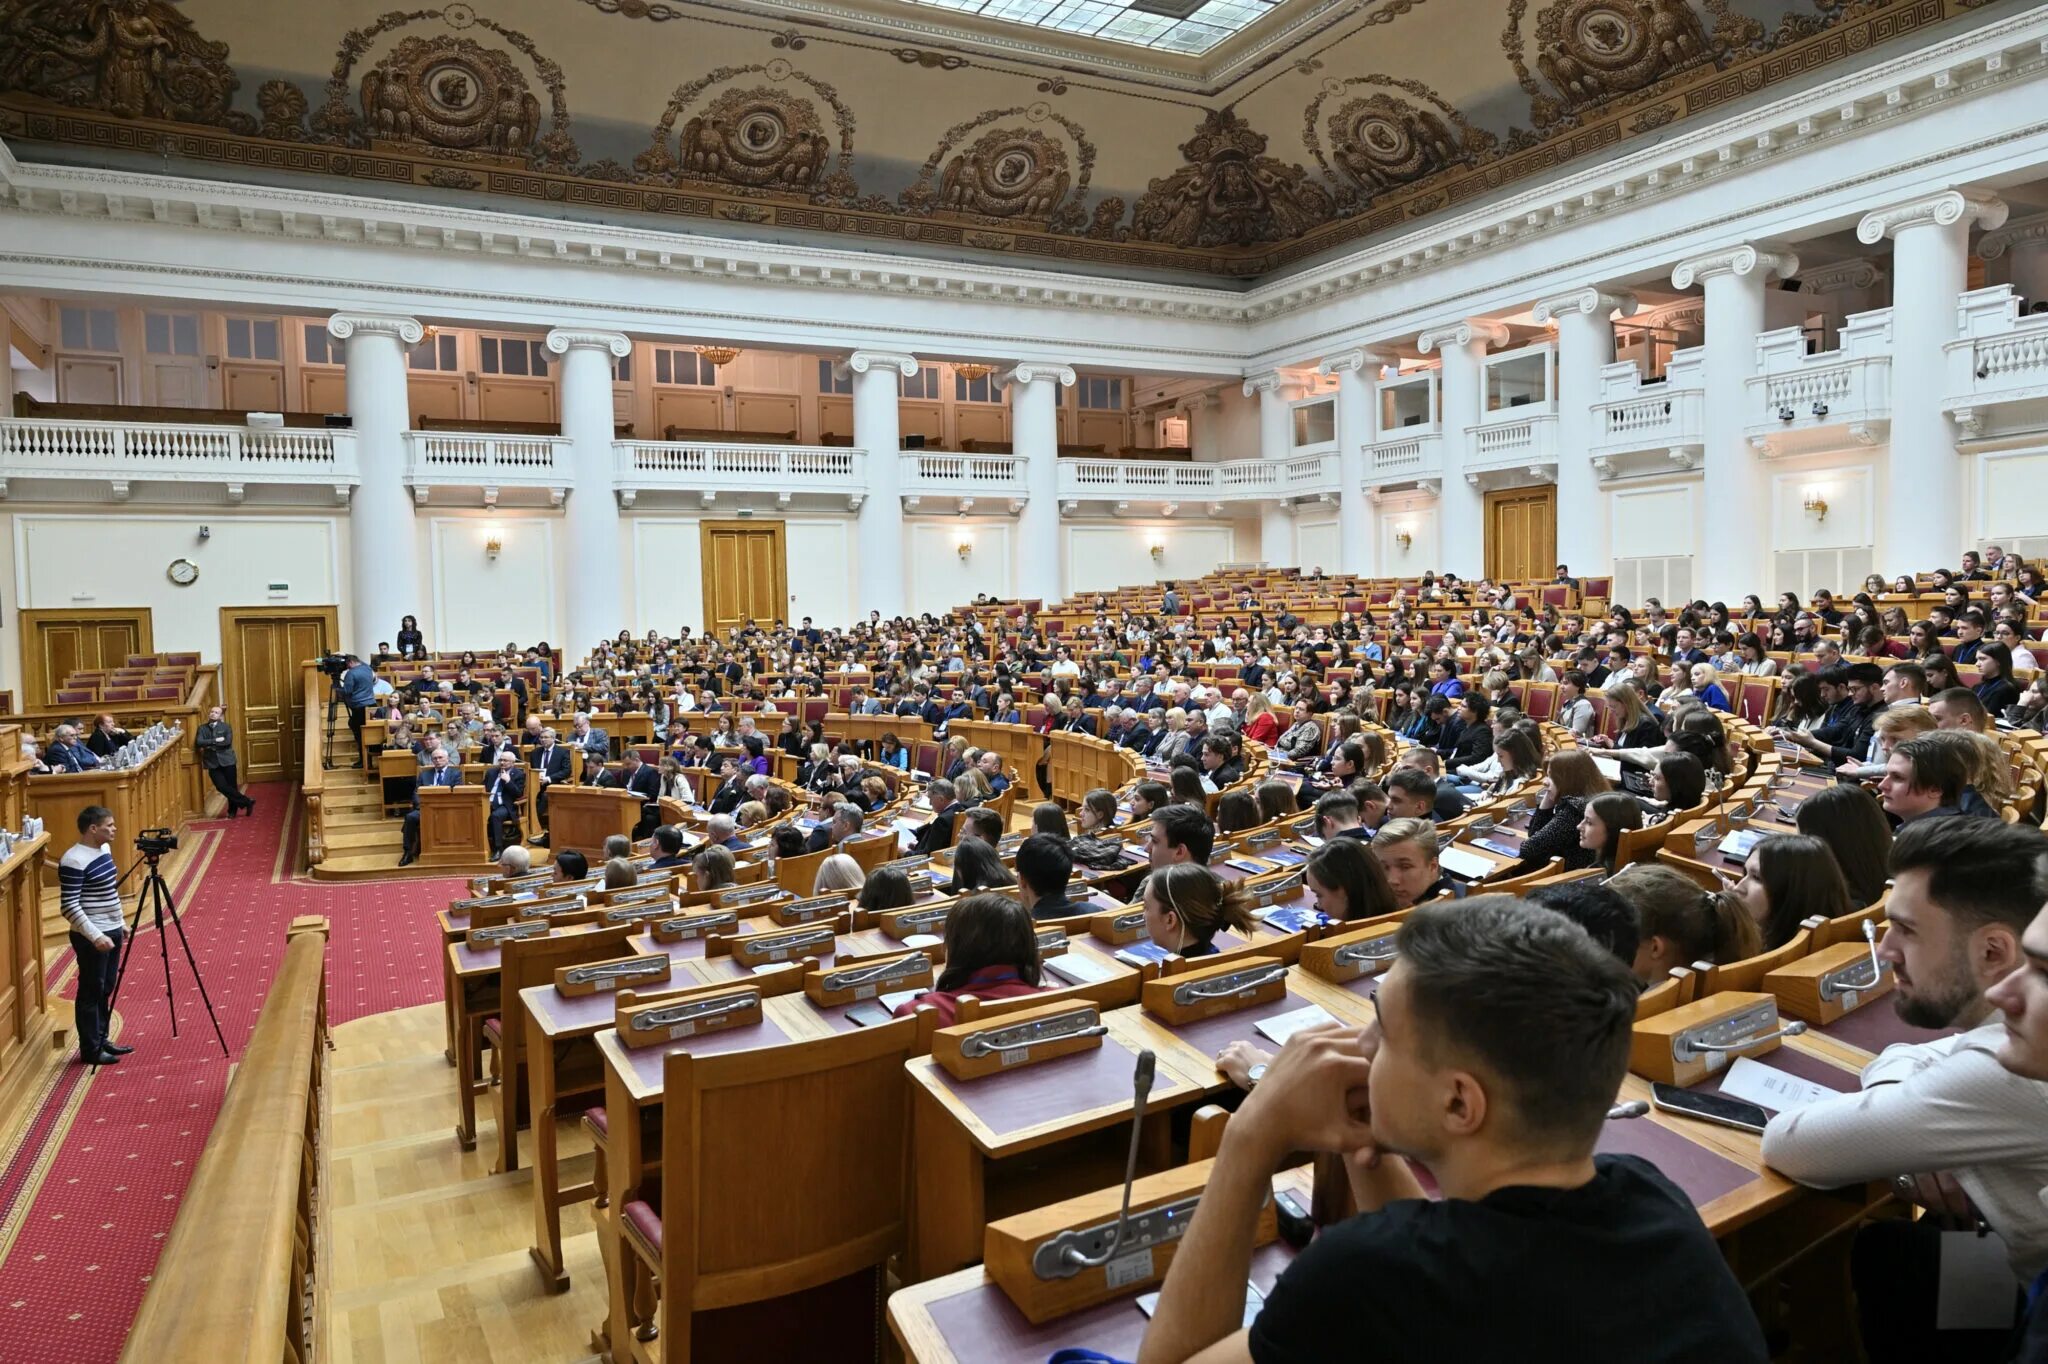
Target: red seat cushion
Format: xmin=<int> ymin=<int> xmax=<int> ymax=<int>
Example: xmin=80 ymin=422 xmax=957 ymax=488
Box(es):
xmin=482 ymin=1016 xmax=502 ymax=1044
xmin=623 ymin=1199 xmax=663 ymax=1255
xmin=584 ymin=1105 xmax=609 ymax=1138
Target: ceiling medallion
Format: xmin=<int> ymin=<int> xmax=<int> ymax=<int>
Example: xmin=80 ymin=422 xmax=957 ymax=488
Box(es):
xmin=694 ymin=344 xmax=741 ymax=367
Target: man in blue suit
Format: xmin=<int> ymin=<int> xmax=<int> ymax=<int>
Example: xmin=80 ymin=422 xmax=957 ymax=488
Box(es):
xmin=400 ymin=748 xmax=463 ymax=866
xmin=46 ymin=724 xmax=101 ymax=772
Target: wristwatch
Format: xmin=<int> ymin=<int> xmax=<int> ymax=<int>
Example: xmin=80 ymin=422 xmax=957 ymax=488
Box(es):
xmin=1245 ymin=1063 xmax=1268 ymax=1088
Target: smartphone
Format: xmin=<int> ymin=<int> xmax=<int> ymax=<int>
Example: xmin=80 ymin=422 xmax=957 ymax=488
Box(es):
xmin=1272 ymin=1187 xmax=1315 ymax=1250
xmin=843 ymin=1001 xmax=895 ymax=1029
xmin=1649 ymin=1082 xmax=1769 ymax=1135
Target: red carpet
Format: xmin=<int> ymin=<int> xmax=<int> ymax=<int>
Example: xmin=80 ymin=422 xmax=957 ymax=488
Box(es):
xmin=0 ymin=783 xmax=466 ymax=1363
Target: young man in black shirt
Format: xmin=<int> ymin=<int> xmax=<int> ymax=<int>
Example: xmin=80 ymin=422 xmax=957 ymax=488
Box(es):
xmin=1140 ymin=896 xmax=1767 ymax=1364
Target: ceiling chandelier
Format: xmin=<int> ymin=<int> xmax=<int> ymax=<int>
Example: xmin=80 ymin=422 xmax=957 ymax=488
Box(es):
xmin=694 ymin=344 xmax=741 ymax=367
xmin=953 ymin=362 xmax=995 ymax=381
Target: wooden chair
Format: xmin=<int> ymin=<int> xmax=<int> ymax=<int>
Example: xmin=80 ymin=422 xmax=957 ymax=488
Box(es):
xmin=616 ymin=1017 xmax=919 ymax=1362
xmin=480 ymin=924 xmax=637 ymax=1173
xmin=774 ymin=845 xmax=833 ymax=896
xmin=1634 ymin=967 xmax=1698 ymax=1020
xmin=1805 ymin=892 xmax=1890 ymax=949
xmin=1612 ymin=819 xmax=1668 ymax=869
xmin=1478 ymin=856 xmax=1563 ymax=893
xmin=1689 ymin=925 xmax=1814 ymax=994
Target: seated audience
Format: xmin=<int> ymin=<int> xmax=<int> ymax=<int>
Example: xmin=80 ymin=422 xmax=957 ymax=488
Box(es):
xmin=812 ymin=853 xmax=865 ymax=895
xmin=1014 ymin=833 xmax=1078 ymax=922
xmin=1141 ymin=862 xmax=1254 ymax=958
xmin=1370 ymin=817 xmax=1461 ymax=909
xmin=1794 ymin=783 xmax=1894 ymax=909
xmin=1578 ymin=791 xmax=1644 ymax=872
xmin=1504 ymin=750 xmax=1611 ymax=877
xmin=890 ymin=894 xmax=1043 ymax=1027
xmin=1607 ymin=862 xmax=1762 ymax=982
xmin=949 ymin=836 xmax=1015 ymax=893
xmin=1733 ymin=833 xmax=1853 ymax=951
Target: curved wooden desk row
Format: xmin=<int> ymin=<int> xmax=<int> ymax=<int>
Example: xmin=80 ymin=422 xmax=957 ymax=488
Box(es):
xmin=118 ymin=917 xmax=330 ymax=1364
xmin=0 ymin=724 xmax=52 ymax=1126
xmin=26 ymin=734 xmax=200 ymax=872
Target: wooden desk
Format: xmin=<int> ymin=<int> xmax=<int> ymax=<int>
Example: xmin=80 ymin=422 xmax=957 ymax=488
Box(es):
xmin=0 ymin=817 xmax=52 ymax=1121
xmin=416 ymin=785 xmax=488 ymax=867
xmin=27 ymin=736 xmax=195 ymax=872
xmin=546 ymin=786 xmax=641 ymax=859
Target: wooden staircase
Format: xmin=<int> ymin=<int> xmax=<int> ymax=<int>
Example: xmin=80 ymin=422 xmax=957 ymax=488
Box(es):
xmin=306 ymin=734 xmax=502 ymax=882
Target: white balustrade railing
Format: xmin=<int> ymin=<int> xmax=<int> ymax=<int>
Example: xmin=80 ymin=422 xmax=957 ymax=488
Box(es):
xmin=899 ymin=452 xmax=1026 ymax=492
xmin=1944 ymin=285 xmax=2048 ymax=435
xmin=1465 ymin=413 xmax=1558 ymax=470
xmin=1283 ymin=454 xmax=1336 ymax=488
xmin=613 ymin=439 xmax=864 ymax=491
xmin=407 ymin=431 xmax=566 ymax=484
xmin=0 ymin=417 xmax=356 ymax=486
xmin=1365 ymin=432 xmax=1440 ymax=480
xmin=1589 ymin=350 xmax=1704 ymax=464
xmin=1745 ymin=309 xmax=1892 ymax=454
xmin=1054 ymin=455 xmax=1338 ymax=501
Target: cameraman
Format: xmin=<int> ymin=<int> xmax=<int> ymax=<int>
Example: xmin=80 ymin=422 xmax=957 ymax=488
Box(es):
xmin=337 ymin=652 xmax=378 ymax=767
xmin=60 ymin=806 xmax=130 ymax=1066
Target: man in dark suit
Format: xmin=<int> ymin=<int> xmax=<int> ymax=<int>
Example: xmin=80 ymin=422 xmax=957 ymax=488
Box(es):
xmin=616 ymin=748 xmax=663 ymax=839
xmin=706 ymin=758 xmax=749 ymax=816
xmin=483 ymin=749 xmax=525 ymax=855
xmin=806 ymin=801 xmax=862 ymax=855
xmin=528 ymin=728 xmax=572 ymax=846
xmin=400 ymin=748 xmax=463 ymax=866
xmin=45 ymin=724 xmax=101 ymax=772
xmin=911 ymin=777 xmax=965 ymax=855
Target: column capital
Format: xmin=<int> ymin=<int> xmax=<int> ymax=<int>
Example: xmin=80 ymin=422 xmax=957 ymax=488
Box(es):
xmin=1531 ymin=288 xmax=1638 ymax=325
xmin=1858 ymin=189 xmax=2008 ymax=245
xmin=1415 ymin=319 xmax=1510 ymax=355
xmin=841 ymin=350 xmax=919 ymax=378
xmin=1977 ymin=209 xmax=2048 ymax=261
xmin=1316 ymin=348 xmax=1399 ymax=377
xmin=544 ymin=328 xmax=631 ymax=358
xmin=997 ymin=362 xmax=1076 ymax=389
xmin=1670 ymin=244 xmax=1799 ymax=290
xmin=326 ymin=312 xmax=422 ymax=344
xmin=1242 ymin=369 xmax=1287 ymax=397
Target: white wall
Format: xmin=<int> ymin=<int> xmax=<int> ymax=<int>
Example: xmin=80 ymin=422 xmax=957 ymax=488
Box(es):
xmin=906 ymin=517 xmax=1013 ymax=616
xmin=626 ymin=513 xmax=853 ymax=634
xmin=427 ymin=514 xmax=561 ymax=652
xmin=1375 ymin=497 xmax=1438 ymax=575
xmin=631 ymin=517 xmax=705 ymax=635
xmin=1198 ymin=388 xmax=1261 ymax=462
xmin=10 ymin=510 xmax=343 ymax=682
xmin=786 ymin=517 xmax=854 ymax=625
xmin=1065 ymin=519 xmax=1238 ymax=595
xmin=1295 ymin=512 xmax=1339 ymax=573
xmin=1976 ymin=447 xmax=2048 ymax=558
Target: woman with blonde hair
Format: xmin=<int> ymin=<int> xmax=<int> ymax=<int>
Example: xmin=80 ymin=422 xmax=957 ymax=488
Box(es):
xmin=954 ymin=766 xmax=990 ymax=805
xmin=733 ymin=799 xmax=768 ymax=828
xmin=692 ymin=844 xmax=736 ymax=891
xmin=1587 ymin=678 xmax=1664 ymax=750
xmin=812 ymin=853 xmax=866 ymax=895
xmin=1241 ymin=692 xmax=1280 ymax=746
xmin=1688 ymin=662 xmax=1730 ymax=712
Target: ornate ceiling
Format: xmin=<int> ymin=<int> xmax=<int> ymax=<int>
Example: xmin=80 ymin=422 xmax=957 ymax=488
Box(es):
xmin=0 ymin=0 xmax=2002 ymax=280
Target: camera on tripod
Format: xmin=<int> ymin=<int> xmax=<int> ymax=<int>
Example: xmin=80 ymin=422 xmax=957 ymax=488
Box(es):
xmin=135 ymin=827 xmax=179 ymax=857
xmin=316 ymin=652 xmax=351 ymax=678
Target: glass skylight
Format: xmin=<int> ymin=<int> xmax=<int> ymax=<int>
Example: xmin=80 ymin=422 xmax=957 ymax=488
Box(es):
xmin=892 ymin=0 xmax=1279 ymax=54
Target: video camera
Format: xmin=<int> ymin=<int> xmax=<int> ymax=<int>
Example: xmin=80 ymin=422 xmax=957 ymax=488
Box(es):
xmin=136 ymin=827 xmax=179 ymax=857
xmin=316 ymin=652 xmax=351 ymax=678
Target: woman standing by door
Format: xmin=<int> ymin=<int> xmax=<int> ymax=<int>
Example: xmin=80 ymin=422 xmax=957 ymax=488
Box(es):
xmin=195 ymin=705 xmax=256 ymax=817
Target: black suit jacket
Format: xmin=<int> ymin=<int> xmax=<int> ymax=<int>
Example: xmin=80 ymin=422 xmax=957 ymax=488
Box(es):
xmin=708 ymin=777 xmax=747 ymax=815
xmin=625 ymin=764 xmax=662 ymax=803
xmin=530 ymin=745 xmax=572 ymax=785
xmin=912 ymin=802 xmax=965 ymax=855
xmin=412 ymin=766 xmax=462 ymax=808
xmin=805 ymin=825 xmax=835 ymax=855
xmin=485 ymin=767 xmax=525 ymax=809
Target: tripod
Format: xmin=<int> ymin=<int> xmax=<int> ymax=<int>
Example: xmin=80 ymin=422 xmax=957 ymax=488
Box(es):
xmin=322 ymin=675 xmax=348 ymax=771
xmin=105 ymin=849 xmax=229 ymax=1062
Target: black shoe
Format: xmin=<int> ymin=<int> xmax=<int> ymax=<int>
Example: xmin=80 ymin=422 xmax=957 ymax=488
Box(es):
xmin=104 ymin=1042 xmax=134 ymax=1055
xmin=84 ymin=1050 xmax=119 ymax=1066
xmin=398 ymin=853 xmax=416 ymax=867
xmin=529 ymin=833 xmax=550 ymax=847
xmin=244 ymin=799 xmax=257 ymax=815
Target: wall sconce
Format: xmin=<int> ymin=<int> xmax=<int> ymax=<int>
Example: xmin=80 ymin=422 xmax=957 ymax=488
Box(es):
xmin=957 ymin=536 xmax=973 ymax=560
xmin=1394 ymin=529 xmax=1414 ymax=552
xmin=1801 ymin=488 xmax=1829 ymax=524
xmin=1149 ymin=540 xmax=1166 ymax=562
xmin=484 ymin=533 xmax=503 ymax=559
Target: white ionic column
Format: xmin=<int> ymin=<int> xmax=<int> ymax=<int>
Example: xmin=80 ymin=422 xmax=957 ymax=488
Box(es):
xmin=1246 ymin=371 xmax=1302 ymax=567
xmin=1533 ymin=289 xmax=1636 ymax=579
xmin=546 ymin=329 xmax=632 ymax=646
xmin=328 ymin=312 xmax=423 ymax=653
xmin=1318 ymin=349 xmax=1387 ymax=577
xmin=1860 ymin=191 xmax=2008 ymax=570
xmin=1415 ymin=320 xmax=1509 ymax=578
xmin=1670 ymin=246 xmax=1798 ymax=603
xmin=843 ymin=351 xmax=918 ymax=618
xmin=999 ymin=362 xmax=1074 ymax=606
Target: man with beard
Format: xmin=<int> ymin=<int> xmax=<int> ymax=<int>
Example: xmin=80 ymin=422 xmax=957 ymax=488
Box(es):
xmin=1761 ymin=818 xmax=2048 ymax=1363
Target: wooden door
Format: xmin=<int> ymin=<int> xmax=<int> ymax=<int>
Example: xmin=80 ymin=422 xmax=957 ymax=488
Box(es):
xmin=19 ymin=608 xmax=153 ymax=707
xmin=478 ymin=379 xmax=555 ymax=425
xmin=1484 ymin=486 xmax=1557 ymax=585
xmin=220 ymin=606 xmax=339 ymax=781
xmin=656 ymin=388 xmax=722 ymax=436
xmin=223 ymin=364 xmax=284 ymax=411
xmin=303 ymin=369 xmax=348 ymax=415
xmin=56 ymin=356 xmax=122 ymax=404
xmin=700 ymin=521 xmax=787 ymax=638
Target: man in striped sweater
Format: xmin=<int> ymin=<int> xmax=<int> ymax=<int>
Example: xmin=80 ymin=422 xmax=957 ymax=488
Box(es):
xmin=60 ymin=805 xmax=131 ymax=1066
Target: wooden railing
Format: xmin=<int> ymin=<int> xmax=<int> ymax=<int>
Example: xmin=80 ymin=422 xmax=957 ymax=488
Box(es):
xmin=120 ymin=916 xmax=330 ymax=1364
xmin=16 ymin=666 xmax=219 ymax=819
xmin=300 ymin=663 xmax=327 ymax=868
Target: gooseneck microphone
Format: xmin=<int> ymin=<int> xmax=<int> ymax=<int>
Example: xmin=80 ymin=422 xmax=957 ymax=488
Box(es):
xmin=1062 ymin=1049 xmax=1158 ymax=1270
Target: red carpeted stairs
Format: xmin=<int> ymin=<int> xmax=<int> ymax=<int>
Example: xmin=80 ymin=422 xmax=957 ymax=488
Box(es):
xmin=0 ymin=783 xmax=466 ymax=1363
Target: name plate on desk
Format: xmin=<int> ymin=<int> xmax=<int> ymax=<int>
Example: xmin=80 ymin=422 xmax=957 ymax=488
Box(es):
xmin=555 ymin=954 xmax=672 ymax=997
xmin=1089 ymin=907 xmax=1151 ymax=947
xmin=933 ymin=1000 xmax=1108 ymax=1081
xmin=466 ymin=919 xmax=551 ymax=947
xmin=650 ymin=908 xmax=738 ymax=942
xmin=1630 ymin=991 xmax=1797 ymax=1087
xmin=805 ymin=950 xmax=933 ymax=1008
xmin=1035 ymin=928 xmax=1069 ymax=955
xmin=725 ymin=923 xmax=837 ymax=964
xmin=984 ymin=1159 xmax=1278 ymax=1326
xmin=1240 ymin=830 xmax=1282 ymax=851
xmin=717 ymin=884 xmax=789 ymax=913
xmin=770 ymin=893 xmax=848 ymax=927
xmin=1142 ymin=957 xmax=1289 ymax=1026
xmin=879 ymin=855 xmax=930 ymax=874
xmin=518 ymin=898 xmax=596 ymax=920
xmin=1765 ymin=941 xmax=1894 ymax=1025
xmin=616 ymin=983 xmax=762 ymax=1047
xmin=602 ymin=898 xmax=677 ymax=925
xmin=606 ymin=882 xmax=675 ymax=908
xmin=879 ymin=903 xmax=953 ymax=940
xmin=1300 ymin=922 xmax=1401 ymax=983
xmin=453 ymin=891 xmax=527 ymax=913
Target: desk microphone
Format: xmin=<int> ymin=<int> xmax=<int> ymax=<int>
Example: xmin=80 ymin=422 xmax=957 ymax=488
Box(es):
xmin=1685 ymin=1020 xmax=1808 ymax=1055
xmin=1061 ymin=1049 xmax=1157 ymax=1271
xmin=1607 ymin=1100 xmax=1649 ymax=1120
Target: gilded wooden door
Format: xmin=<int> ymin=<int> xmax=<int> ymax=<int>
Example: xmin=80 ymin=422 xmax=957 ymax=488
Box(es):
xmin=699 ymin=521 xmax=788 ymax=638
xmin=1484 ymin=487 xmax=1558 ymax=585
xmin=221 ymin=607 xmax=338 ymax=781
xmin=20 ymin=608 xmax=152 ymax=706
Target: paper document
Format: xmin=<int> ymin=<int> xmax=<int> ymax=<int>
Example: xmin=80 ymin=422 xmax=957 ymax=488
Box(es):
xmin=1043 ymin=952 xmax=1116 ymax=986
xmin=1718 ymin=1056 xmax=1832 ymax=1114
xmin=1591 ymin=756 xmax=1624 ymax=781
xmin=877 ymin=988 xmax=926 ymax=1012
xmin=1255 ymin=1003 xmax=1339 ymax=1047
xmin=1437 ymin=847 xmax=1496 ymax=880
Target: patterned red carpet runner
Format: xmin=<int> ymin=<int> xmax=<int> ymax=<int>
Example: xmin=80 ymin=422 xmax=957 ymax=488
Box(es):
xmin=0 ymin=784 xmax=467 ymax=1362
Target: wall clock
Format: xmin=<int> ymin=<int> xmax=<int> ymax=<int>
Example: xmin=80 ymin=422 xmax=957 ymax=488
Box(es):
xmin=167 ymin=558 xmax=200 ymax=586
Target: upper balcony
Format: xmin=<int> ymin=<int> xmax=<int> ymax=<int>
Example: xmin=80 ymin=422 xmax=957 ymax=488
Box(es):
xmin=406 ymin=430 xmax=568 ymax=505
xmin=1465 ymin=412 xmax=1558 ymax=479
xmin=0 ymin=416 xmax=358 ymax=502
xmin=1056 ymin=454 xmax=1337 ymax=510
xmin=613 ymin=438 xmax=866 ymax=509
xmin=1589 ymin=349 xmax=1704 ymax=478
xmin=1944 ymin=285 xmax=2048 ymax=443
xmin=1364 ymin=431 xmax=1442 ymax=488
xmin=898 ymin=451 xmax=1027 ymax=511
xmin=1745 ymin=309 xmax=1892 ymax=459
